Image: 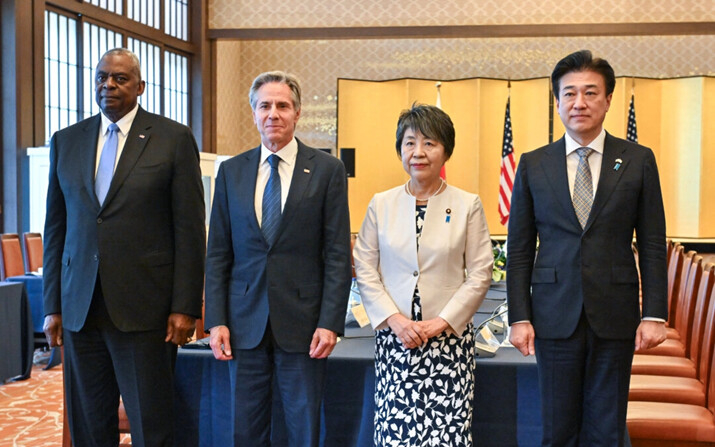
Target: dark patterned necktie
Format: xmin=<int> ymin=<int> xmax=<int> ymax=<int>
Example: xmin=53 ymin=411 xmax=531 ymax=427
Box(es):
xmin=572 ymin=147 xmax=594 ymax=229
xmin=262 ymin=154 xmax=282 ymax=245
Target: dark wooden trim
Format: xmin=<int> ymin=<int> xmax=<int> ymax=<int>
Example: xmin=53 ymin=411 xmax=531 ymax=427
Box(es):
xmin=32 ymin=0 xmax=46 ymax=147
xmin=190 ymin=0 xmax=214 ymax=153
xmin=46 ymin=0 xmax=196 ymax=53
xmin=209 ymin=22 xmax=715 ymax=41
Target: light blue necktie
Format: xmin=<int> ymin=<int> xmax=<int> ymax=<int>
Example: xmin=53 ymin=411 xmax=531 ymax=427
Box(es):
xmin=262 ymin=154 xmax=282 ymax=245
xmin=572 ymin=147 xmax=594 ymax=229
xmin=95 ymin=123 xmax=119 ymax=205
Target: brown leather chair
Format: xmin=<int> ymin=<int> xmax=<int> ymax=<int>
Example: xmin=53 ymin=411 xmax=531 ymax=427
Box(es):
xmin=631 ymin=257 xmax=707 ymax=379
xmin=23 ymin=232 xmax=43 ymax=273
xmin=666 ymin=244 xmax=685 ymax=334
xmin=629 ymin=264 xmax=715 ymax=406
xmin=627 ymin=279 xmax=715 ymax=446
xmin=637 ymin=255 xmax=703 ymax=357
xmin=0 ymin=233 xmax=25 ymax=279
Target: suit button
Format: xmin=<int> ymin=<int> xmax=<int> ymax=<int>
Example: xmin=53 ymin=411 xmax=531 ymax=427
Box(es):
xmin=97 ymin=218 xmax=102 ymax=224
xmin=413 ymin=271 xmax=419 ymax=277
xmin=93 ymin=255 xmax=98 ymax=261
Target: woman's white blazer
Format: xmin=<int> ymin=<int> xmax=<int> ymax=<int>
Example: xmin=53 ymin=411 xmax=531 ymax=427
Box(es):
xmin=353 ymin=184 xmax=493 ymax=335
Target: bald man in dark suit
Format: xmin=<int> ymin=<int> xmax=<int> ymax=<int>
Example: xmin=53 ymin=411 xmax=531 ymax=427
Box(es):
xmin=43 ymin=48 xmax=205 ymax=447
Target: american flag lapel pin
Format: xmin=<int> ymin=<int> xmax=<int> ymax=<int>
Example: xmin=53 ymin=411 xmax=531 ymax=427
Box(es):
xmin=139 ymin=134 xmax=146 ymax=139
xmin=614 ymin=158 xmax=622 ymax=171
xmin=304 ymin=168 xmax=310 ymax=173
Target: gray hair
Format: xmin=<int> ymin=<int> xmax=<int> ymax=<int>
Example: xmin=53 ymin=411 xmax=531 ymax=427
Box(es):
xmin=99 ymin=48 xmax=142 ymax=81
xmin=248 ymin=71 xmax=302 ymax=111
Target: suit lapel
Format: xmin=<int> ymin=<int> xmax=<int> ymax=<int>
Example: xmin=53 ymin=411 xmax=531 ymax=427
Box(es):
xmin=81 ymin=115 xmax=102 ymax=209
xmin=539 ymin=138 xmax=580 ymax=227
xmin=585 ymin=133 xmax=629 ymax=231
xmin=100 ymin=108 xmax=152 ymax=209
xmin=239 ymin=147 xmax=263 ymax=236
xmin=278 ymin=141 xmax=315 ymax=235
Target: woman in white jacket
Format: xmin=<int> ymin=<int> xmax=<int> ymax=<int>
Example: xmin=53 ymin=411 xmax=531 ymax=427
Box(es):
xmin=353 ymin=104 xmax=493 ymax=446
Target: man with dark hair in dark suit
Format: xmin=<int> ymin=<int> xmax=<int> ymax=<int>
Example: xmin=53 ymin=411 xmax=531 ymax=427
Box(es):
xmin=507 ymin=50 xmax=668 ymax=446
xmin=43 ymin=48 xmax=206 ymax=447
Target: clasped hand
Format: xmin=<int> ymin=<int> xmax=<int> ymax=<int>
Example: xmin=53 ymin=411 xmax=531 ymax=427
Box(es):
xmin=387 ymin=314 xmax=449 ymax=349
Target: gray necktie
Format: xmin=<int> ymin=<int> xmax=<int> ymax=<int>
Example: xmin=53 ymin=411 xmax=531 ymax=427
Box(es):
xmin=262 ymin=154 xmax=282 ymax=245
xmin=572 ymin=147 xmax=594 ymax=229
xmin=95 ymin=123 xmax=119 ymax=205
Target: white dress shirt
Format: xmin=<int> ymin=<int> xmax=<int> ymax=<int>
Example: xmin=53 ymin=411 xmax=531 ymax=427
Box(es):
xmin=254 ymin=138 xmax=298 ymax=227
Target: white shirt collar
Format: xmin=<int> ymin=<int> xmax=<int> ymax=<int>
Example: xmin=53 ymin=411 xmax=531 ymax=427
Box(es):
xmin=101 ymin=104 xmax=140 ymax=136
xmin=260 ymin=138 xmax=298 ymax=166
xmin=564 ymin=128 xmax=606 ymax=156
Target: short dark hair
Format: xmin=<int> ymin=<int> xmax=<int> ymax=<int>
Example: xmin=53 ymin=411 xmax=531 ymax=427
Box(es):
xmin=551 ymin=50 xmax=615 ymax=99
xmin=100 ymin=48 xmax=142 ymax=80
xmin=249 ymin=71 xmax=302 ymax=111
xmin=395 ymin=103 xmax=455 ymax=160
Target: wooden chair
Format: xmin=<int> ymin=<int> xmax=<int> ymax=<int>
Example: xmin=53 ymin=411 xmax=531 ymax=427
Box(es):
xmin=666 ymin=244 xmax=685 ymax=331
xmin=628 ymin=278 xmax=715 ymax=446
xmin=23 ymin=232 xmax=43 ymax=273
xmin=637 ymin=255 xmax=703 ymax=357
xmin=630 ymin=264 xmax=715 ymax=406
xmin=0 ymin=233 xmax=25 ymax=279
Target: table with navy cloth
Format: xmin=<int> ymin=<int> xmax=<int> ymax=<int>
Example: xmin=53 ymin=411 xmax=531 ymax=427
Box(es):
xmin=0 ymin=281 xmax=33 ymax=383
xmin=5 ymin=275 xmax=61 ymax=369
xmin=173 ymin=285 xmax=543 ymax=446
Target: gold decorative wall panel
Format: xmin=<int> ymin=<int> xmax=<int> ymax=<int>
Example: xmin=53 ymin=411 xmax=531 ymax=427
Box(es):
xmin=209 ymin=0 xmax=714 ymax=28
xmin=217 ymin=35 xmax=715 ymax=155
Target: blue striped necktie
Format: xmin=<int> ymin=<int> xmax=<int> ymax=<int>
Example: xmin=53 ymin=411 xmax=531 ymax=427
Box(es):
xmin=262 ymin=154 xmax=282 ymax=245
xmin=95 ymin=123 xmax=119 ymax=205
xmin=572 ymin=147 xmax=594 ymax=229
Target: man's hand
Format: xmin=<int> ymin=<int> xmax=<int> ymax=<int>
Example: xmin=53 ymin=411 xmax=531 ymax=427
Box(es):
xmin=416 ymin=317 xmax=450 ymax=341
xmin=635 ymin=320 xmax=667 ymax=351
xmin=387 ymin=313 xmax=428 ymax=349
xmin=165 ymin=313 xmax=196 ymax=346
xmin=43 ymin=314 xmax=63 ymax=347
xmin=509 ymin=321 xmax=536 ymax=356
xmin=208 ymin=325 xmax=233 ymax=361
xmin=309 ymin=328 xmax=337 ymax=359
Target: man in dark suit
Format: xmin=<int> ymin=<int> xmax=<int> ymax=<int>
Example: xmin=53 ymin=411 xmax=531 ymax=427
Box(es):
xmin=204 ymin=71 xmax=352 ymax=446
xmin=507 ymin=50 xmax=668 ymax=446
xmin=43 ymin=48 xmax=205 ymax=447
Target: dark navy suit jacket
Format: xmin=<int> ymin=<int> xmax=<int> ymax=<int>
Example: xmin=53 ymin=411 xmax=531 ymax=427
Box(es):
xmin=507 ymin=133 xmax=667 ymax=340
xmin=204 ymin=140 xmax=352 ymax=353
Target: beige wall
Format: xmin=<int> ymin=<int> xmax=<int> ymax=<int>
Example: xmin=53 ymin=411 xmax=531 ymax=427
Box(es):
xmin=209 ymin=0 xmax=715 ymax=238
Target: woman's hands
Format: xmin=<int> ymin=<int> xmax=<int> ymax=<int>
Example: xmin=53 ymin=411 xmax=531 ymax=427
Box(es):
xmin=387 ymin=314 xmax=450 ymax=349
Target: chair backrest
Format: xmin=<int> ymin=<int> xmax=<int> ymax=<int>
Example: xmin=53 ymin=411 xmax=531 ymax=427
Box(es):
xmin=666 ymin=244 xmax=685 ymax=324
xmin=692 ymin=264 xmax=715 ymax=382
xmin=676 ymin=255 xmax=703 ymax=353
xmin=0 ymin=233 xmax=25 ymax=279
xmin=23 ymin=232 xmax=43 ymax=273
xmin=671 ymin=250 xmax=696 ymax=331
xmin=706 ymin=277 xmax=715 ymax=416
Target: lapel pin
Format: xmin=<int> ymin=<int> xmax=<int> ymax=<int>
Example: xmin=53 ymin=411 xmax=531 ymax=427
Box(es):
xmin=445 ymin=208 xmax=451 ymax=223
xmin=304 ymin=168 xmax=310 ymax=173
xmin=139 ymin=134 xmax=146 ymax=139
xmin=614 ymin=158 xmax=622 ymax=171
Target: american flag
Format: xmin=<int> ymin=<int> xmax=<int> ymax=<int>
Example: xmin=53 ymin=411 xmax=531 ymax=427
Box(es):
xmin=498 ymin=97 xmax=516 ymax=226
xmin=627 ymin=94 xmax=638 ymax=143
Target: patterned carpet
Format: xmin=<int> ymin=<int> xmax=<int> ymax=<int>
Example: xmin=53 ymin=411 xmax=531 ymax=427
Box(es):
xmin=0 ymin=354 xmax=131 ymax=447
xmin=0 ymin=362 xmax=63 ymax=446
